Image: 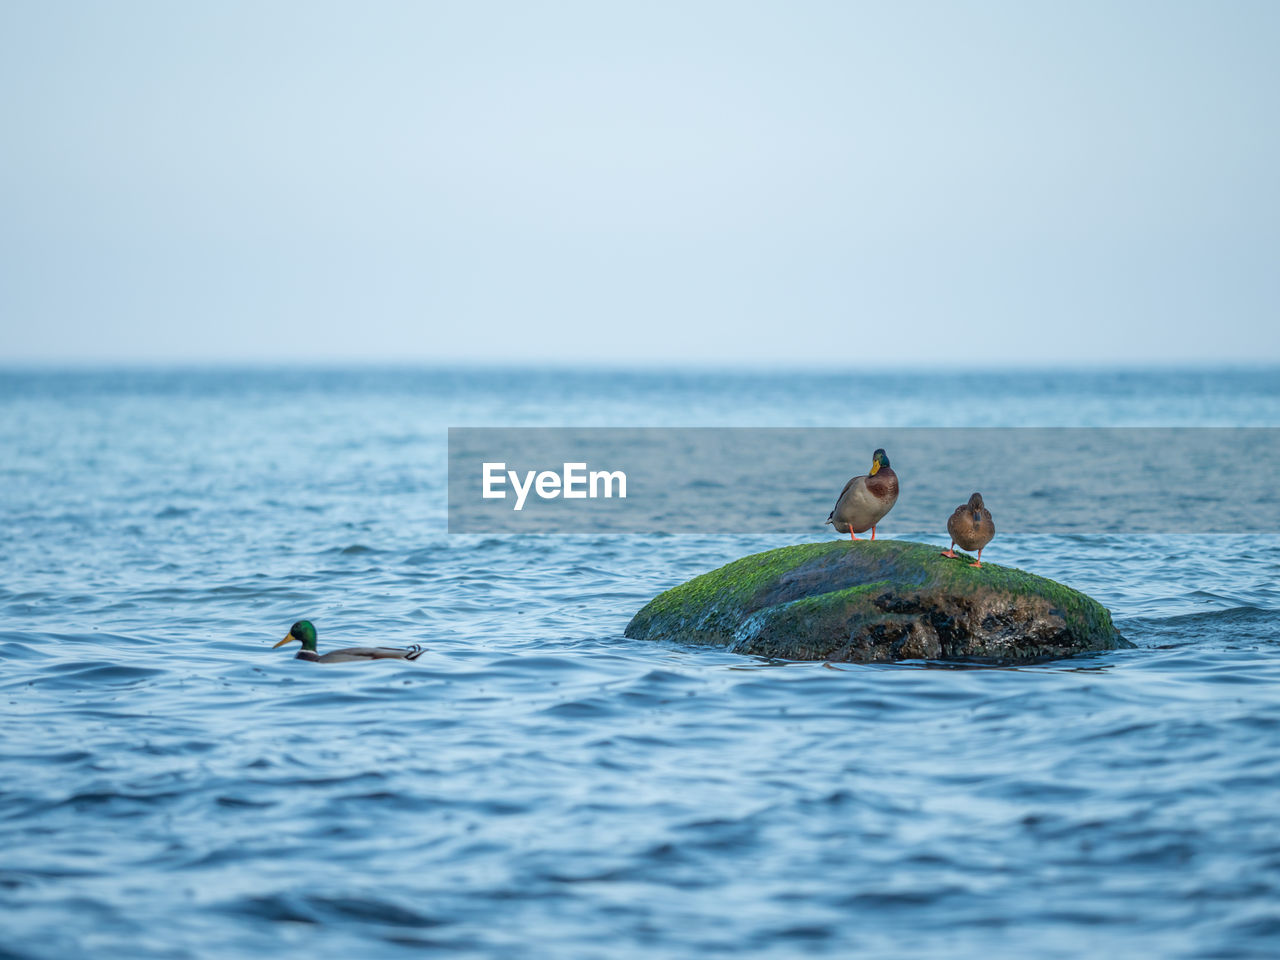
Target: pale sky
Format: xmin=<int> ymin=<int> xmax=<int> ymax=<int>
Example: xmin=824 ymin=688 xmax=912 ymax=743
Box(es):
xmin=1 ymin=1 xmax=1277 ymax=367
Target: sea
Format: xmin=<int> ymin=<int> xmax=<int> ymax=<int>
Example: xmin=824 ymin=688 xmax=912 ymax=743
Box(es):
xmin=1 ymin=367 xmax=1278 ymax=959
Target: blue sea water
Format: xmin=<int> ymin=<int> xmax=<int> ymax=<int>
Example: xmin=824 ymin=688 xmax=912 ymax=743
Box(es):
xmin=1 ymin=367 xmax=1279 ymax=959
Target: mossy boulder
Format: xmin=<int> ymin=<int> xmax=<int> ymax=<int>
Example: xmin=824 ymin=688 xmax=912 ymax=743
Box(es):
xmin=624 ymin=540 xmax=1130 ymax=663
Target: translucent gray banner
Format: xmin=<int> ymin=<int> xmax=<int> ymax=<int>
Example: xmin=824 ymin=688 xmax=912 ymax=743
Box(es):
xmin=447 ymin=428 xmax=1279 ymax=534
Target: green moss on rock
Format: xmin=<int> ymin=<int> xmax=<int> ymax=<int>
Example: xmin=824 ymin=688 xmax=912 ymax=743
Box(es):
xmin=624 ymin=540 xmax=1130 ymax=663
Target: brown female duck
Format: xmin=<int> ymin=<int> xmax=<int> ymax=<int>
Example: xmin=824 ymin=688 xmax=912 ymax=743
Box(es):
xmin=941 ymin=493 xmax=995 ymax=567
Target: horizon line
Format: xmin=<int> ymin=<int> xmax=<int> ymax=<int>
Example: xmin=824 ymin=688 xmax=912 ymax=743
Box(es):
xmin=3 ymin=358 xmax=1279 ymax=375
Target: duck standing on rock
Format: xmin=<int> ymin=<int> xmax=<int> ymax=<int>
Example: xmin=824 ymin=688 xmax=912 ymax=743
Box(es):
xmin=272 ymin=620 xmax=428 ymax=663
xmin=942 ymin=493 xmax=995 ymax=567
xmin=825 ymin=448 xmax=899 ymax=540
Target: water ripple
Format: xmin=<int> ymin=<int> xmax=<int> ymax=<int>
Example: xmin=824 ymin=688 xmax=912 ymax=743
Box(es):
xmin=3 ymin=370 xmax=1280 ymax=958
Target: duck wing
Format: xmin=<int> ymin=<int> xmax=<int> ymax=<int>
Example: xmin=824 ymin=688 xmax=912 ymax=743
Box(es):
xmin=314 ymin=645 xmax=428 ymax=663
xmin=977 ymin=507 xmax=995 ymax=543
xmin=826 ymin=474 xmax=867 ymax=523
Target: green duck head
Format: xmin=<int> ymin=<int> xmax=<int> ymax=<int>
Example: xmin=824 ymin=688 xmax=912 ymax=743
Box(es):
xmin=274 ymin=619 xmax=318 ymax=652
xmin=870 ymin=448 xmax=890 ymax=475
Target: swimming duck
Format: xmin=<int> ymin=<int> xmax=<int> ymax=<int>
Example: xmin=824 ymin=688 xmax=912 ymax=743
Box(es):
xmin=825 ymin=448 xmax=899 ymax=540
xmin=272 ymin=620 xmax=427 ymax=663
xmin=942 ymin=493 xmax=995 ymax=567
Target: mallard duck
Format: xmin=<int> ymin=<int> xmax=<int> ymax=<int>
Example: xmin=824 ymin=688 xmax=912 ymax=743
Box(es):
xmin=272 ymin=620 xmax=427 ymax=663
xmin=825 ymin=448 xmax=899 ymax=540
xmin=942 ymin=492 xmax=995 ymax=567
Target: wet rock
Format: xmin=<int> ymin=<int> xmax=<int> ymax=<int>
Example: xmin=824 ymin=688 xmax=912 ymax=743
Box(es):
xmin=624 ymin=540 xmax=1131 ymax=663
